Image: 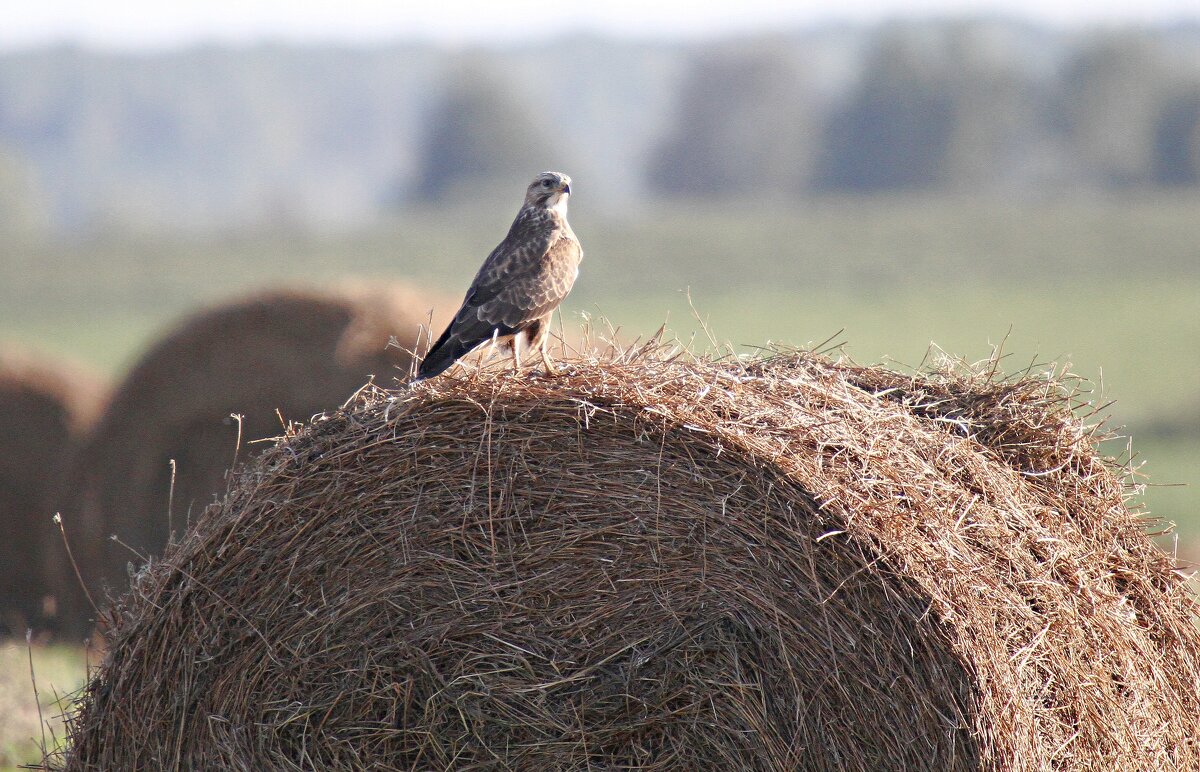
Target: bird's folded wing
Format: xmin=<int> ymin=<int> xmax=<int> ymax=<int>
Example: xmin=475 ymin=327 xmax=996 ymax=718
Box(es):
xmin=462 ymin=234 xmax=581 ymax=330
xmin=461 ymin=209 xmax=554 ymax=306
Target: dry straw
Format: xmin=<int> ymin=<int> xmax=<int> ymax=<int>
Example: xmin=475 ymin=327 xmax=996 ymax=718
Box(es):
xmin=0 ymin=347 xmax=105 ymax=635
xmin=46 ymin=285 xmax=445 ymax=635
xmin=58 ymin=342 xmax=1199 ymax=770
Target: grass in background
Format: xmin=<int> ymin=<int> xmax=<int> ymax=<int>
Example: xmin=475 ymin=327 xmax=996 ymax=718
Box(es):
xmin=596 ymin=277 xmax=1199 ymax=425
xmin=0 ymin=641 xmax=88 ymax=770
xmin=1126 ymin=435 xmax=1200 ymax=557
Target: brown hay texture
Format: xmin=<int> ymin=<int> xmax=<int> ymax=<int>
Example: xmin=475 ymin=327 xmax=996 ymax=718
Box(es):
xmin=0 ymin=348 xmax=104 ymax=636
xmin=60 ymin=348 xmax=1200 ymax=770
xmin=47 ymin=285 xmax=443 ymax=635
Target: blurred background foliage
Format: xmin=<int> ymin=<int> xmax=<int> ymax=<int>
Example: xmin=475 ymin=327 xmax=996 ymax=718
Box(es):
xmin=0 ymin=21 xmax=1197 ymax=228
xmin=0 ymin=17 xmax=1197 ymax=543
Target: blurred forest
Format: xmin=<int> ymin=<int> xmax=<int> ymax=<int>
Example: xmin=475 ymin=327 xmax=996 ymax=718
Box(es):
xmin=0 ymin=19 xmax=1197 ymax=231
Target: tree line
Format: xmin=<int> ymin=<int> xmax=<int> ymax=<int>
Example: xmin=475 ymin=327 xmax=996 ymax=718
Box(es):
xmin=419 ymin=26 xmax=1200 ymax=201
xmin=1 ymin=22 xmax=1198 ymax=232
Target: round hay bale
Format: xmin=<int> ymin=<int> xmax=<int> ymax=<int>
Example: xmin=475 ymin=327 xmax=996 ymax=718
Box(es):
xmin=61 ymin=351 xmax=1200 ymax=770
xmin=48 ymin=284 xmax=447 ymax=635
xmin=0 ymin=347 xmax=104 ymax=636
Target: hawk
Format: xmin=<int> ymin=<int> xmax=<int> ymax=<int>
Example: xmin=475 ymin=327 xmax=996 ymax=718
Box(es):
xmin=416 ymin=171 xmax=582 ymax=380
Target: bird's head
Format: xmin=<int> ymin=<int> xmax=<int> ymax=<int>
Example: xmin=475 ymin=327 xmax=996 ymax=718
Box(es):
xmin=524 ymin=171 xmax=572 ymax=213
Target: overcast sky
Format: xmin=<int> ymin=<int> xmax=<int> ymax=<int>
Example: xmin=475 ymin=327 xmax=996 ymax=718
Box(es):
xmin=4 ymin=0 xmax=1199 ymax=50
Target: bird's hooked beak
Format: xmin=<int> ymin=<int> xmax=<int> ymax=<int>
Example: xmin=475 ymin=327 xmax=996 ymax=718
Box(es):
xmin=561 ymin=182 xmax=571 ymax=195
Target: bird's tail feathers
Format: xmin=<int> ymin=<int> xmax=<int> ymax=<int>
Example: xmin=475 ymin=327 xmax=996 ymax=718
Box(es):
xmin=415 ymin=332 xmax=483 ymax=381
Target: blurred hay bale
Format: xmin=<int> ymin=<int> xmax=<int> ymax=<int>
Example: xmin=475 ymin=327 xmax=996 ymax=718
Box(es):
xmin=61 ymin=349 xmax=1199 ymax=770
xmin=47 ymin=284 xmax=445 ymax=635
xmin=0 ymin=348 xmax=104 ymax=636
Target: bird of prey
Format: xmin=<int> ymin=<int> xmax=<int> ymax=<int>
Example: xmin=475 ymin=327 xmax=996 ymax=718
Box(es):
xmin=416 ymin=171 xmax=582 ymax=380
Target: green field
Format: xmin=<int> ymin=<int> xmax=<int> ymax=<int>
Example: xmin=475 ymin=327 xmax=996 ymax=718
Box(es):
xmin=2 ymin=193 xmax=1197 ymax=543
xmin=0 ymin=642 xmax=87 ymax=770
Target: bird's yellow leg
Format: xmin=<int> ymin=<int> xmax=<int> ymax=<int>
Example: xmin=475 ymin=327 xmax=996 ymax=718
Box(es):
xmin=510 ymin=336 xmax=522 ymax=373
xmin=486 ymin=328 xmax=501 ymax=362
xmin=539 ymin=333 xmax=560 ymax=376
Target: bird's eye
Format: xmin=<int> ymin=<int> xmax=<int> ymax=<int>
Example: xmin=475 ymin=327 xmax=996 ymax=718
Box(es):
xmin=542 ymin=179 xmax=553 ymax=188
